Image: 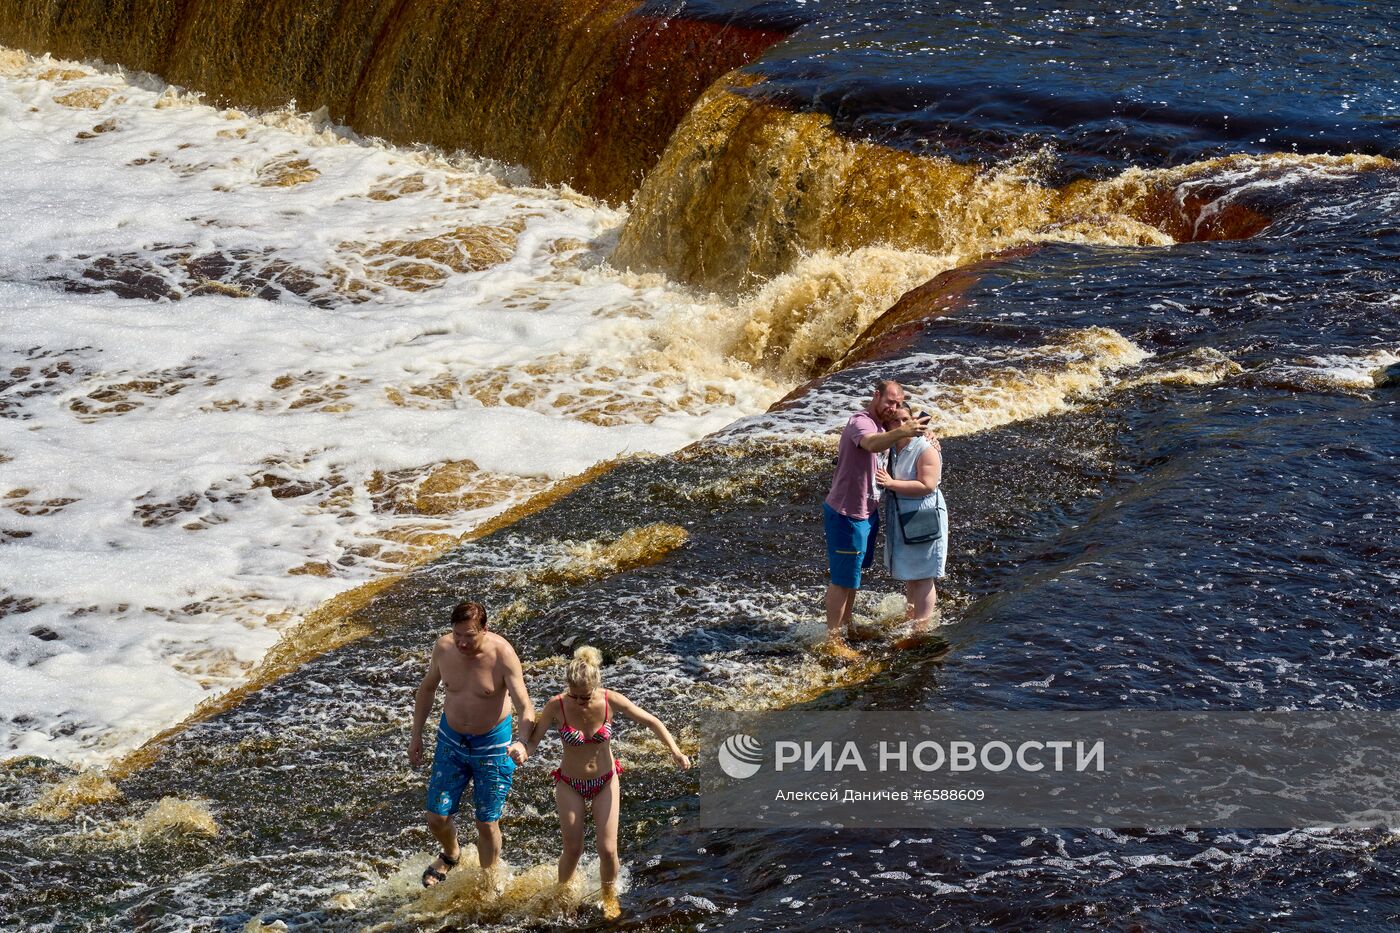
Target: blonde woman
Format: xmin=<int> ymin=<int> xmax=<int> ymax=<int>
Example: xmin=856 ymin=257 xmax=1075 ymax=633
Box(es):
xmin=524 ymin=645 xmax=690 ymax=918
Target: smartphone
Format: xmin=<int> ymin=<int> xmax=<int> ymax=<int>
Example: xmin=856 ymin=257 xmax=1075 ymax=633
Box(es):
xmin=915 ymin=410 xmax=932 ymax=424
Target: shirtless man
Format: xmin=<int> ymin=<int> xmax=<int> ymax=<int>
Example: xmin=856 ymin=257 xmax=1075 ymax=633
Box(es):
xmin=409 ymin=600 xmax=535 ymax=887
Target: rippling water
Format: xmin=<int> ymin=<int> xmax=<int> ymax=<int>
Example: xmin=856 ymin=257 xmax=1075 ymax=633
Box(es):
xmin=2 ymin=0 xmax=1399 ymax=930
xmin=684 ymin=0 xmax=1400 ymax=175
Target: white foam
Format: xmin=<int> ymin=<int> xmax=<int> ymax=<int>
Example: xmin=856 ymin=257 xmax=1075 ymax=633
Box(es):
xmin=1303 ymin=348 xmax=1399 ymax=390
xmin=1257 ymin=346 xmax=1400 ymax=395
xmin=0 ymin=53 xmax=780 ymax=765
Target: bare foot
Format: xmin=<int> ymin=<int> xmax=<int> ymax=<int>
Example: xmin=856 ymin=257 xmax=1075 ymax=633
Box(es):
xmin=601 ymin=882 xmax=622 ymax=920
xmin=894 ymin=632 xmax=949 ymax=657
xmin=549 ymin=877 xmax=577 ymax=901
xmin=481 ymin=862 xmax=507 ymax=898
xmin=820 ymin=636 xmax=862 ymax=661
xmin=847 ymin=622 xmax=881 ymax=643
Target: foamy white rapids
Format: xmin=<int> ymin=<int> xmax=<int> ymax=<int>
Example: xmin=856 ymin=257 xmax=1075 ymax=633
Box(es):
xmin=1258 ymin=346 xmax=1400 ymax=395
xmin=0 ymin=51 xmax=779 ymax=765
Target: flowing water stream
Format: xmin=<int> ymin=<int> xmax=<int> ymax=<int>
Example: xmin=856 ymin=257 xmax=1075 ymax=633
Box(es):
xmin=2 ymin=1 xmax=1397 ymax=930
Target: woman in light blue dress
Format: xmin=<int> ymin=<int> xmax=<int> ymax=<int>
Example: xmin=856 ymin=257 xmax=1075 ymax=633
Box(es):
xmin=875 ymin=406 xmax=948 ymax=639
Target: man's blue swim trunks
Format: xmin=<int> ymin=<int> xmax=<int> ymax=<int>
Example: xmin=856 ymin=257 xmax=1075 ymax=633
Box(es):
xmin=824 ymin=502 xmax=880 ymax=589
xmin=426 ymin=714 xmax=516 ymax=822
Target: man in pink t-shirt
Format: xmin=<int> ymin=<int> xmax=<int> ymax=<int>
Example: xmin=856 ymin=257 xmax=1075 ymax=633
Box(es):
xmin=823 ymin=379 xmax=928 ymax=657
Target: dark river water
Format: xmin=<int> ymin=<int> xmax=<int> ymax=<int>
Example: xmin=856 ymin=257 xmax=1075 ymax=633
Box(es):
xmin=680 ymin=0 xmax=1400 ymax=176
xmin=3 ymin=0 xmax=1399 ymax=930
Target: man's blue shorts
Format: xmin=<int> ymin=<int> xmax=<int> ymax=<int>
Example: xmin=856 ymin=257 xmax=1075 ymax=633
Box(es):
xmin=823 ymin=502 xmax=879 ymax=589
xmin=426 ymin=714 xmax=516 ymax=823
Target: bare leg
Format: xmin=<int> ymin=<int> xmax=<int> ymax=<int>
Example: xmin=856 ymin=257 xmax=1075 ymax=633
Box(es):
xmin=555 ymin=781 xmax=586 ymax=885
xmin=824 ymin=585 xmax=860 ymax=657
xmin=841 ymin=587 xmax=858 ymax=631
xmin=592 ymin=775 xmax=622 ymax=919
xmin=475 ymin=819 xmax=502 ymax=874
xmin=424 ymin=812 xmax=460 ymax=886
xmin=894 ymin=579 xmax=937 ymax=650
xmin=824 ymin=584 xmax=854 ymax=635
xmin=905 ymin=578 xmax=936 ymax=631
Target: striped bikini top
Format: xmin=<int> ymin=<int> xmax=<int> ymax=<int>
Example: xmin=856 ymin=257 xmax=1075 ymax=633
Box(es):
xmin=557 ymin=690 xmax=614 ymax=746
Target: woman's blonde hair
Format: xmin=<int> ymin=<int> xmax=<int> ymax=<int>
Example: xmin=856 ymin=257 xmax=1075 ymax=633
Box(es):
xmin=566 ymin=645 xmax=603 ymax=692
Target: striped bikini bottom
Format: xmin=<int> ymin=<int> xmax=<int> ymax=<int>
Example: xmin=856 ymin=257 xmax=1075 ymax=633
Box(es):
xmin=552 ymin=760 xmax=623 ymax=801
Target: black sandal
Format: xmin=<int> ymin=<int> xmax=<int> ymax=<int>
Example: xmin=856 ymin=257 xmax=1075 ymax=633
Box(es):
xmin=421 ymin=850 xmax=460 ymax=888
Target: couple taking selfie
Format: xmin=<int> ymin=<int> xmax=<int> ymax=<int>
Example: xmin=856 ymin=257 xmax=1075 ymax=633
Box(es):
xmin=407 ymin=601 xmax=689 ymax=919
xmin=822 ymin=378 xmax=949 ymax=658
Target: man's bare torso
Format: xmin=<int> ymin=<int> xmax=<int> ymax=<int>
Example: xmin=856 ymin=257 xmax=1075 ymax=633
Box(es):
xmin=436 ymin=632 xmax=511 ymax=735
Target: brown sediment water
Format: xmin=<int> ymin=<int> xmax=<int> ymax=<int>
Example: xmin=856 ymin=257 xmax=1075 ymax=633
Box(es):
xmin=613 ymin=75 xmax=1393 ymax=294
xmin=612 ymin=74 xmax=1153 ymax=292
xmin=342 ymin=222 xmax=522 ymax=290
xmin=126 ymin=795 xmax=219 ymax=839
xmin=832 ymin=247 xmax=1046 ymax=371
xmin=5 ymin=37 xmax=1378 ymax=409
xmin=900 ymin=327 xmax=1150 ymax=437
xmin=0 ymin=0 xmax=789 ymax=204
xmin=485 ymin=522 xmax=692 ymax=631
xmin=701 ymin=652 xmax=886 ymax=712
xmin=92 ymin=797 xmax=222 ymax=846
xmin=520 ymin=523 xmax=689 ymax=587
xmin=725 ymin=246 xmax=965 ymax=379
xmin=26 ymin=788 xmax=219 ymax=843
xmin=24 ymin=768 xmax=122 ymax=820
xmin=620 ymin=93 xmax=1391 ymax=382
xmin=1113 ymin=347 xmax=1246 ymax=391
xmin=461 ymin=454 xmax=653 ymax=543
xmin=320 ymin=850 xmax=605 ymax=930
